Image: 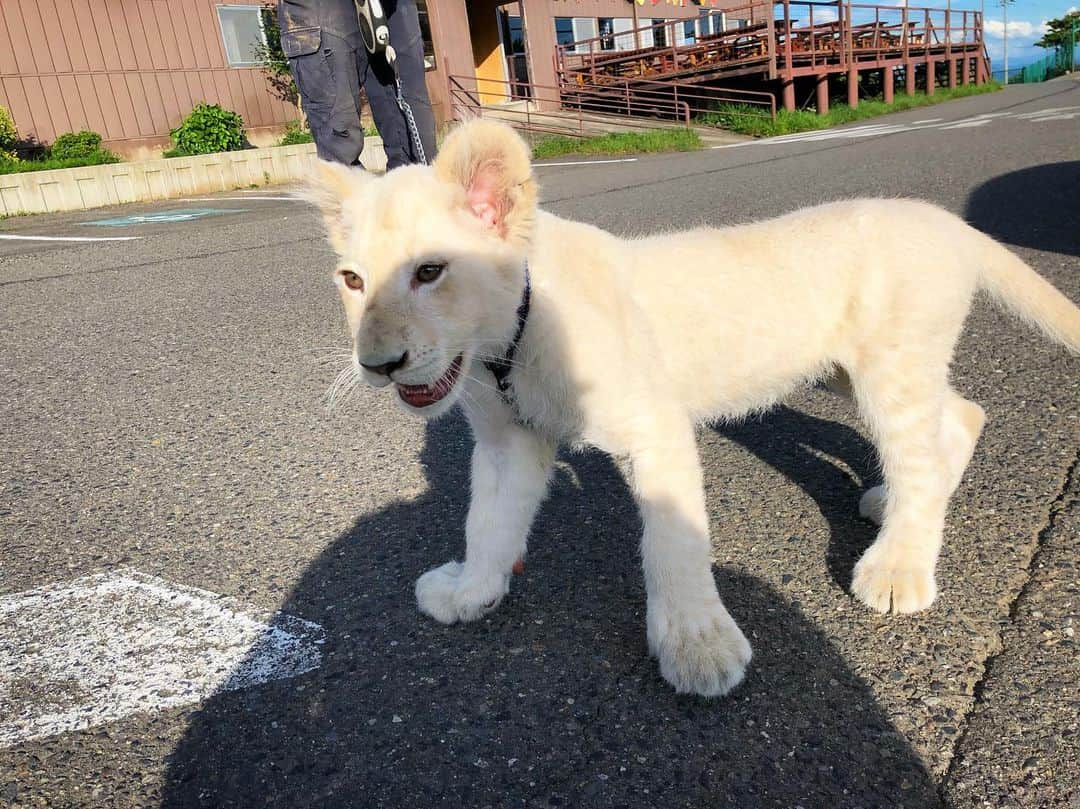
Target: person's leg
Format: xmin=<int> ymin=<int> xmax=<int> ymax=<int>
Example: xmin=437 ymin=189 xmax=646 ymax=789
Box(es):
xmin=362 ymin=0 xmax=436 ymax=167
xmin=285 ymin=30 xmax=366 ymax=165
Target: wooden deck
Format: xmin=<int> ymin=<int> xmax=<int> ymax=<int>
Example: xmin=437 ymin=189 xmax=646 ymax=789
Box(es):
xmin=557 ymin=0 xmax=990 ymax=111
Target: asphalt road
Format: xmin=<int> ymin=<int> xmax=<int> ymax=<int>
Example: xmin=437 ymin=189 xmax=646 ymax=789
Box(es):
xmin=1 ymin=77 xmax=1078 ymax=808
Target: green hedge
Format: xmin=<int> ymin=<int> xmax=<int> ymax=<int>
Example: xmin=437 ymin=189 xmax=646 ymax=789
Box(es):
xmin=0 ymin=149 xmax=120 ymax=175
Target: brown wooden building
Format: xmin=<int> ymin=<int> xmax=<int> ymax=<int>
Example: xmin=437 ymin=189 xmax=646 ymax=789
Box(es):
xmin=0 ymin=0 xmax=306 ymax=157
xmin=0 ymin=0 xmax=738 ymax=156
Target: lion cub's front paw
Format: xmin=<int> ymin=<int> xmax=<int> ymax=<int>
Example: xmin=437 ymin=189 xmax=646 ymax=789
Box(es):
xmin=415 ymin=561 xmax=510 ymax=624
xmin=647 ymin=599 xmax=752 ymax=697
xmin=851 ymin=544 xmax=936 ymax=614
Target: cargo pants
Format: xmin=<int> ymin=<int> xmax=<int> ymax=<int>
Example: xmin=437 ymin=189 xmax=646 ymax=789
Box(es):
xmin=277 ymin=0 xmax=436 ymax=169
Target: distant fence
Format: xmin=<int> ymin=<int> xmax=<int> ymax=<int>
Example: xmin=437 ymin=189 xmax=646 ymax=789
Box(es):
xmin=1005 ymin=36 xmax=1077 ymax=83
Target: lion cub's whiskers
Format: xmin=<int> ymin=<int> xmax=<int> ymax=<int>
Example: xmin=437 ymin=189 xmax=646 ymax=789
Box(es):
xmin=324 ymin=363 xmax=361 ymax=412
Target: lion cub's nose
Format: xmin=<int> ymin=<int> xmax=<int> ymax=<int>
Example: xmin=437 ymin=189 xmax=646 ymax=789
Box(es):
xmin=360 ymin=351 xmax=408 ymax=378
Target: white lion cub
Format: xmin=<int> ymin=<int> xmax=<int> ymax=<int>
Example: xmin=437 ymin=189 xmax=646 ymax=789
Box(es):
xmin=309 ymin=120 xmax=1080 ymax=696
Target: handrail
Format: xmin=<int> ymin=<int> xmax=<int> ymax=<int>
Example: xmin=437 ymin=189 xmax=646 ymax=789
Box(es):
xmin=446 ymin=72 xmax=776 ymax=139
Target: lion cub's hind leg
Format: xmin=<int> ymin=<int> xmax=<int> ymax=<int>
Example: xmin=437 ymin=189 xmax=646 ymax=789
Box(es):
xmin=846 ymin=343 xmax=980 ymax=614
xmin=858 ymin=389 xmax=985 ymax=527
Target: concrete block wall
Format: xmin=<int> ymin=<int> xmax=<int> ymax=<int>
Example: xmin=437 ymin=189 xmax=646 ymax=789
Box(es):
xmin=0 ymin=140 xmax=388 ymax=217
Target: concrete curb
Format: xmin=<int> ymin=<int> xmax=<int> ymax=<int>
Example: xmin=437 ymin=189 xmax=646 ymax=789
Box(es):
xmin=0 ymin=139 xmax=387 ymax=216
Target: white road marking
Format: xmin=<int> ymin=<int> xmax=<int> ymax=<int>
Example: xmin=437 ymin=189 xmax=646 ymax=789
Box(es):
xmin=706 ymin=104 xmax=1075 ymax=149
xmin=940 ymin=118 xmax=994 ymax=128
xmin=1016 ymin=106 xmax=1080 ymax=119
xmin=536 ymin=157 xmax=638 ymax=167
xmin=0 ymin=234 xmax=142 ymax=242
xmin=177 ymin=196 xmax=298 ymax=201
xmin=0 ymin=570 xmax=323 ymax=748
xmin=1027 ymin=112 xmax=1080 ymax=121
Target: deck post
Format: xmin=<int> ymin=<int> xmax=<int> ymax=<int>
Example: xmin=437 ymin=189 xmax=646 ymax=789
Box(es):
xmin=883 ymin=66 xmax=894 ymax=104
xmin=948 ymin=57 xmax=957 ymax=89
xmin=925 ymin=9 xmax=935 ymax=95
xmin=848 ymin=67 xmax=859 ymax=108
xmin=782 ymin=79 xmax=796 ymax=111
xmin=816 ymin=73 xmax=830 ymax=114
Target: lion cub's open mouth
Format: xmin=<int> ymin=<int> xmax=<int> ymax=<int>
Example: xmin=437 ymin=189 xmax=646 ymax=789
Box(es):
xmin=396 ymin=354 xmax=464 ymax=408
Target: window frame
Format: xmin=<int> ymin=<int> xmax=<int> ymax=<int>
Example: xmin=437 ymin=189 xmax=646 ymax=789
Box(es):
xmin=598 ymin=17 xmax=615 ymax=51
xmin=555 ymin=16 xmax=576 ymax=52
xmin=216 ymin=4 xmax=268 ymax=68
xmin=652 ymin=19 xmax=667 ymax=49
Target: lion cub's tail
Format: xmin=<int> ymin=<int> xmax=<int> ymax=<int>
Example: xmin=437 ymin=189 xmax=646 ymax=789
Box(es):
xmin=977 ymin=238 xmax=1080 ymax=354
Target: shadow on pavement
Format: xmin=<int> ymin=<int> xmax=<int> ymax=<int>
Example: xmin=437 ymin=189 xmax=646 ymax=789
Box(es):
xmin=714 ymin=405 xmax=880 ymax=593
xmin=965 ymin=161 xmax=1080 ymax=257
xmin=163 ymin=413 xmax=934 ymax=808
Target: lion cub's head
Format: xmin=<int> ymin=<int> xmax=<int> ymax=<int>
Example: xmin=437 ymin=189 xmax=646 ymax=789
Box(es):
xmin=308 ymin=120 xmax=537 ymax=418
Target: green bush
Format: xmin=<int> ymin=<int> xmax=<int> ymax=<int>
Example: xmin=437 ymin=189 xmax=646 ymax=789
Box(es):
xmin=0 ymin=105 xmax=17 ymax=163
xmin=278 ymin=120 xmax=314 ymax=146
xmin=50 ymin=130 xmax=104 ymax=160
xmin=0 ymin=150 xmax=120 ymax=176
xmin=167 ymin=103 xmax=246 ymax=157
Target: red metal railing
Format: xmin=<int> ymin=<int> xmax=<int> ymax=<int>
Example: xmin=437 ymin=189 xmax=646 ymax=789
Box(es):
xmin=447 ymin=74 xmax=775 ymax=138
xmin=556 ymin=0 xmax=986 ymax=84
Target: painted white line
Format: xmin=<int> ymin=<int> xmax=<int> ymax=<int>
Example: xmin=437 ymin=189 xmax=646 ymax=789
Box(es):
xmin=1027 ymin=112 xmax=1080 ymax=121
xmin=176 ymin=196 xmax=298 ymax=201
xmin=0 ymin=570 xmax=323 ymax=748
xmin=0 ymin=234 xmax=142 ymax=242
xmin=910 ymin=118 xmax=943 ymax=124
xmin=1016 ymin=106 xmax=1080 ymax=119
xmin=940 ymin=119 xmax=994 ymax=129
xmin=535 ymin=157 xmax=638 ymax=167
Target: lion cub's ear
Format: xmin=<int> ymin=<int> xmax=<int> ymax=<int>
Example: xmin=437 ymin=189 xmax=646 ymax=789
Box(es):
xmin=434 ymin=120 xmax=537 ymax=248
xmin=304 ymin=159 xmax=367 ymax=254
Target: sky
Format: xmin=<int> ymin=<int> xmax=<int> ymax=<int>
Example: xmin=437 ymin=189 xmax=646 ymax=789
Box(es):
xmin=978 ymin=1 xmax=1078 ymax=72
xmin=788 ymin=0 xmax=1077 ymax=74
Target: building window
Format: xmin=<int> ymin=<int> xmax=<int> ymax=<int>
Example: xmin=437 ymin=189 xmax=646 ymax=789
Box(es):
xmin=555 ymin=16 xmax=576 ymax=52
xmin=217 ymin=5 xmax=267 ymax=66
xmin=416 ymin=0 xmax=436 ymax=70
xmin=683 ymin=19 xmax=696 ymax=44
xmin=599 ymin=17 xmax=615 ymax=51
xmin=652 ymin=19 xmax=667 ymax=48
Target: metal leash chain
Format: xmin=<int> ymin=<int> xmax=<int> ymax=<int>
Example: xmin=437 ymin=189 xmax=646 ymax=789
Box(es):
xmin=393 ymin=74 xmax=428 ymax=166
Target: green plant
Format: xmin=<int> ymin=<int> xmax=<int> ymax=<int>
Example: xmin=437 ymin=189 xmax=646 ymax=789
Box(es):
xmin=255 ymin=3 xmax=298 ymax=105
xmin=0 ymin=150 xmax=120 ymax=176
xmin=0 ymin=105 xmax=17 ymax=163
xmin=531 ymin=129 xmax=701 ymax=160
xmin=167 ymin=103 xmax=246 ymax=157
xmin=699 ymin=81 xmax=1002 ymax=138
xmin=50 ymin=130 xmax=105 ymax=160
xmin=278 ymin=120 xmax=314 ymax=146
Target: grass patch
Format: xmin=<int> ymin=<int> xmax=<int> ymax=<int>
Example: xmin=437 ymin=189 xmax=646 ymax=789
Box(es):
xmin=0 ymin=150 xmax=121 ymax=175
xmin=701 ymin=81 xmax=1002 ymax=137
xmin=532 ymin=128 xmax=701 ymax=160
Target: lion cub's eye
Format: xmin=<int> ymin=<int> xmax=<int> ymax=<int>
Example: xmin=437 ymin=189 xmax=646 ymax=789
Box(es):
xmin=415 ymin=263 xmax=445 ymax=284
xmin=340 ymin=270 xmax=364 ymax=292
